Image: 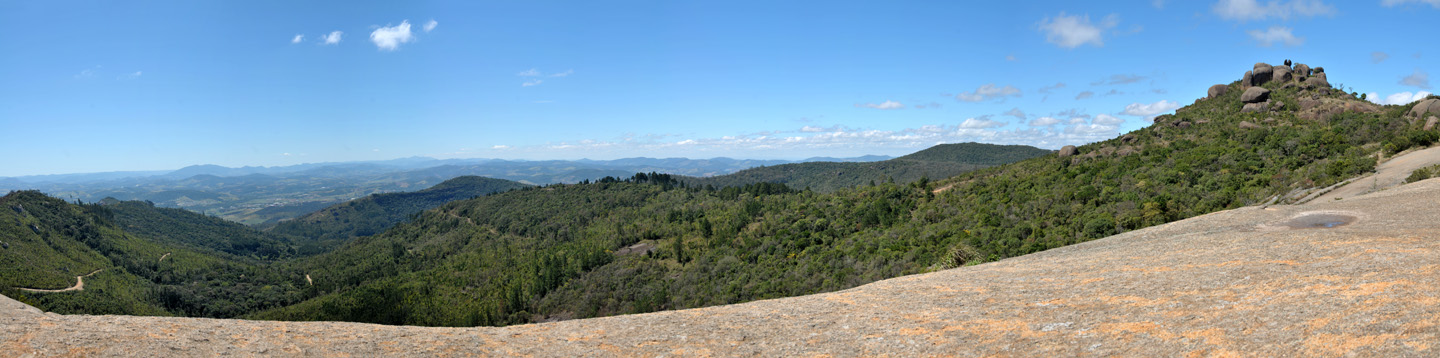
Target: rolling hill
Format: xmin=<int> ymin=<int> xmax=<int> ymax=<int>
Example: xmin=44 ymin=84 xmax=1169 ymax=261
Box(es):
xmin=685 ymin=142 xmax=1051 ymax=192
xmin=267 ymin=176 xmax=530 ymax=255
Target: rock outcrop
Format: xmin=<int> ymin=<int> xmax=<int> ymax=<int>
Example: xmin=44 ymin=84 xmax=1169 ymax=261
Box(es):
xmin=1207 ymin=84 xmax=1228 ymax=99
xmin=1426 ymin=116 xmax=1438 ymax=131
xmin=1409 ymin=98 xmax=1440 ymax=118
xmin=1240 ymin=87 xmax=1270 ymax=103
xmin=1239 ymin=121 xmax=1261 ymax=129
xmin=1250 ymin=62 xmax=1273 ymax=86
xmin=1058 ymin=145 xmax=1077 ymax=157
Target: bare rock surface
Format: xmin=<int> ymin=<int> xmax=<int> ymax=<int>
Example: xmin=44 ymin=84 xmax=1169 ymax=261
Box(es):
xmin=6 ymin=180 xmax=1440 ymax=357
xmin=1410 ymin=98 xmax=1440 ymax=118
xmin=1309 ymin=144 xmax=1440 ymax=203
xmin=1058 ymin=145 xmax=1077 ymax=157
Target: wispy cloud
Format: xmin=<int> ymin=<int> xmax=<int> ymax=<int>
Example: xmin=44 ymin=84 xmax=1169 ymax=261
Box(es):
xmin=550 ymin=69 xmax=574 ymax=77
xmin=370 ymin=20 xmax=415 ymax=51
xmin=1248 ymin=26 xmax=1304 ymax=47
xmin=1075 ymin=91 xmax=1095 ymax=100
xmin=291 ymin=34 xmax=304 ymax=44
xmin=1365 ymin=91 xmax=1432 ymax=105
xmin=1037 ymin=12 xmax=1119 ymax=49
xmin=522 ymin=79 xmax=544 ymax=87
xmin=517 ymin=68 xmax=541 ymax=77
xmin=117 ymin=71 xmax=142 ymax=80
xmin=856 ymin=100 xmax=905 ymax=110
xmin=424 ymin=19 xmax=439 ymax=32
xmin=1401 ymin=68 xmax=1432 ymax=89
xmin=1091 ymin=74 xmax=1147 ymax=86
xmin=322 ymin=31 xmax=343 ymax=45
xmin=1372 ymin=51 xmax=1390 ymax=63
xmin=1213 ymin=0 xmax=1335 ymax=21
xmin=73 ymin=65 xmax=101 ymax=79
xmin=1381 ymin=0 xmax=1439 ymax=8
xmin=1121 ymin=100 xmax=1181 ymax=120
xmin=1003 ymin=107 xmax=1027 ymax=120
xmin=1038 ymin=82 xmax=1066 ymax=94
xmin=955 ymin=84 xmax=1022 ymax=102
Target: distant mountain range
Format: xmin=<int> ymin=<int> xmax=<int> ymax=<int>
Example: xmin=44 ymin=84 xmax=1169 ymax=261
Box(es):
xmin=0 ymin=155 xmax=892 ymax=225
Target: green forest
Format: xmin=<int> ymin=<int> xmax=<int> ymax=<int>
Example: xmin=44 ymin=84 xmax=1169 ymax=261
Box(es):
xmin=2 ymin=78 xmax=1437 ymax=328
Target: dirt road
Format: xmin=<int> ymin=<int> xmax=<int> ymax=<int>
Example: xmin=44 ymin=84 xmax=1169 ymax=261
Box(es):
xmin=15 ymin=269 xmax=105 ymax=294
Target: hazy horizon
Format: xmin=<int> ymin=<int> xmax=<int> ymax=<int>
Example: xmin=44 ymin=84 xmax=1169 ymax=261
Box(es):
xmin=3 ymin=1 xmax=1435 ymax=177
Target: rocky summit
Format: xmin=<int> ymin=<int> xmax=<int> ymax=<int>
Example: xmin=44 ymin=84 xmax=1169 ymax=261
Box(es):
xmin=5 ymin=170 xmax=1439 ymax=357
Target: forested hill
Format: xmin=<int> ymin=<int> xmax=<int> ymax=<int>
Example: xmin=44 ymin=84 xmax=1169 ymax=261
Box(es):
xmin=0 ymin=191 xmax=308 ymax=318
xmin=685 ymin=142 xmax=1050 ymax=192
xmin=249 ymin=61 xmax=1440 ymax=327
xmin=102 ymin=199 xmax=295 ymax=259
xmin=267 ymin=175 xmax=530 ymax=255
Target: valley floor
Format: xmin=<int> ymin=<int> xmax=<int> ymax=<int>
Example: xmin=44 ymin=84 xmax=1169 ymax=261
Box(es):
xmin=5 ymin=180 xmax=1440 ymax=356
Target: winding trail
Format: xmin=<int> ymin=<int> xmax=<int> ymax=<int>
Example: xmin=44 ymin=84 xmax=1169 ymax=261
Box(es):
xmin=15 ymin=269 xmax=105 ymax=293
xmin=158 ymin=252 xmax=170 ymax=263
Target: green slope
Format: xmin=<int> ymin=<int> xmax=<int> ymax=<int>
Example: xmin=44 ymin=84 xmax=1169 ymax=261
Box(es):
xmin=104 ymin=199 xmax=295 ymax=259
xmin=686 ymin=142 xmax=1050 ymax=192
xmin=249 ymin=63 xmax=1439 ymax=327
xmin=0 ymin=191 xmax=308 ymax=317
xmin=268 ymin=175 xmax=530 ymax=255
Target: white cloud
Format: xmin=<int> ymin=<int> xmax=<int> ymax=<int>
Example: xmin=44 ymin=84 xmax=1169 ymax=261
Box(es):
xmin=1005 ymin=54 xmax=1018 ymax=61
xmin=1247 ymin=26 xmax=1304 ymax=47
xmin=1029 ymin=117 xmax=1062 ymax=126
xmin=1038 ymin=82 xmax=1066 ymax=94
xmin=424 ymin=19 xmax=438 ymax=32
xmin=955 ymin=84 xmax=1022 ymax=102
xmin=1094 ymin=114 xmax=1125 ymax=125
xmin=321 ymin=31 xmax=343 ymax=45
xmin=1037 ymin=12 xmax=1118 ymax=49
xmin=1066 ymin=123 xmax=1119 ymax=134
xmin=550 ymin=69 xmax=574 ymax=77
xmin=1075 ymin=91 xmax=1095 ymax=100
xmin=857 ymin=100 xmax=905 ymax=110
xmin=1381 ymin=0 xmax=1440 ymax=8
xmin=1366 ymin=91 xmax=1433 ymax=105
xmin=370 ymin=20 xmax=415 ymax=51
xmin=959 ymin=117 xmax=1008 ymax=129
xmin=291 ymin=34 xmax=304 ymax=44
xmin=1372 ymin=51 xmax=1390 ymax=63
xmin=493 ymin=145 xmax=510 ymax=150
xmin=517 ymin=68 xmax=541 ymax=77
xmin=522 ymin=79 xmax=544 ymax=87
xmin=1401 ymin=69 xmax=1432 ymax=89
xmin=1213 ymin=0 xmax=1335 ymax=21
xmin=1122 ymin=100 xmax=1181 ymax=120
xmin=117 ymin=71 xmax=142 ymax=80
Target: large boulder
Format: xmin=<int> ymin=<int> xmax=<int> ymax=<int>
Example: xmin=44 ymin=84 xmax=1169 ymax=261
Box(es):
xmin=1207 ymin=84 xmax=1228 ymax=99
xmin=1309 ymin=72 xmax=1331 ymax=88
xmin=1293 ymin=63 xmax=1311 ymax=80
xmin=1058 ymin=145 xmax=1077 ymax=157
xmin=1425 ymin=116 xmax=1438 ymax=131
xmin=1251 ymin=63 xmax=1274 ymax=86
xmin=1273 ymin=65 xmax=1292 ymax=83
xmin=1242 ymin=71 xmax=1253 ymax=89
xmin=1241 ymin=87 xmax=1271 ymax=103
xmin=1408 ymin=98 xmax=1440 ymax=118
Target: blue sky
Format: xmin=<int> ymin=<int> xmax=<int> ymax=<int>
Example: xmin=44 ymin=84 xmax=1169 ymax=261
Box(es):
xmin=1 ymin=0 xmax=1436 ymax=176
